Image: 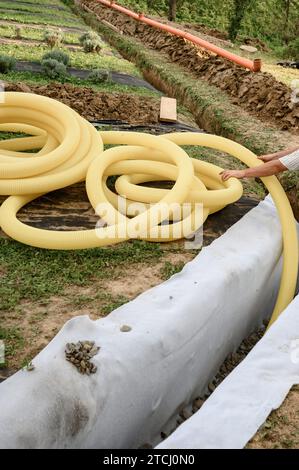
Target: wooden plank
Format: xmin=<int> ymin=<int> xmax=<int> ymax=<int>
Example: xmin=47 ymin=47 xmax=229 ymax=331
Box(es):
xmin=159 ymin=97 xmax=177 ymax=123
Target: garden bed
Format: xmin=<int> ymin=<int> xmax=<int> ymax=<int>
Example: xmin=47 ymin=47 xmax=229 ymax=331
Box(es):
xmin=13 ymin=60 xmax=157 ymax=90
xmin=0 ymin=18 xmax=86 ymax=33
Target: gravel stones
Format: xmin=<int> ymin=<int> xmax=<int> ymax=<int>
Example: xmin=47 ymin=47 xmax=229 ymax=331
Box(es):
xmin=65 ymin=340 xmax=100 ymax=375
xmin=120 ymin=325 xmax=132 ymax=332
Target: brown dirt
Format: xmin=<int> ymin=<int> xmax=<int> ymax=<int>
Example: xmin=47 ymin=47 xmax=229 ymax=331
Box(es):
xmin=1 ymin=252 xmax=194 ymax=372
xmin=241 ymin=36 xmax=270 ymax=52
xmin=247 ymin=385 xmax=299 ymax=448
xmin=182 ymin=22 xmax=230 ymax=42
xmin=81 ymin=0 xmax=299 ymax=133
xmin=286 ymin=188 xmax=299 ymax=221
xmin=3 ymin=81 xmax=161 ymax=124
xmin=147 ymin=16 xmax=233 ymax=48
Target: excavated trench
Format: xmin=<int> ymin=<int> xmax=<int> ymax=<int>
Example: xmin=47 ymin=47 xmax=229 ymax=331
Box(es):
xmin=79 ymin=0 xmax=299 ymax=133
xmin=1 ymin=10 xmax=297 ymax=442
xmin=153 ymin=324 xmax=266 ymax=448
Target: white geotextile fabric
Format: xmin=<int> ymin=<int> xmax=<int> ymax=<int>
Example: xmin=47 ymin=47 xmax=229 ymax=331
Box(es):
xmin=0 ymin=197 xmax=290 ymax=449
xmin=157 ymin=294 xmax=299 ymax=449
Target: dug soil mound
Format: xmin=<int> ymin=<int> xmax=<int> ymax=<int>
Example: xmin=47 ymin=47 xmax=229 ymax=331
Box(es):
xmin=80 ymin=0 xmax=299 ymax=133
xmin=4 ymin=81 xmax=160 ymax=124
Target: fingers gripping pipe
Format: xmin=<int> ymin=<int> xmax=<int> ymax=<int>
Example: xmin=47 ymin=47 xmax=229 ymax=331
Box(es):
xmin=0 ymin=92 xmax=297 ymax=326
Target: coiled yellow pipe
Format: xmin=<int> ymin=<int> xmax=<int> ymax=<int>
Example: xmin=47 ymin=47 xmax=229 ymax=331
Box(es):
xmin=0 ymin=92 xmax=297 ymax=326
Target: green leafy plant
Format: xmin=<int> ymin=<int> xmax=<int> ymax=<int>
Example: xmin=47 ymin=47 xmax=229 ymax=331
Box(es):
xmin=79 ymin=31 xmax=103 ymax=53
xmin=88 ymin=69 xmax=110 ymax=83
xmin=43 ymin=28 xmax=64 ymax=49
xmin=282 ymin=37 xmax=299 ymax=60
xmin=228 ymin=0 xmax=253 ymax=41
xmin=41 ymin=58 xmax=67 ymax=80
xmin=160 ymin=261 xmax=185 ymax=280
xmin=0 ymin=55 xmax=16 ymax=74
xmin=15 ymin=26 xmax=22 ymax=39
xmin=42 ymin=50 xmax=70 ymax=66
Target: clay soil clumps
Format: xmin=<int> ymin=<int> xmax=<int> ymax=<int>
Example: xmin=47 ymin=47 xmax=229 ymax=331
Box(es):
xmin=4 ymin=81 xmax=160 ymax=124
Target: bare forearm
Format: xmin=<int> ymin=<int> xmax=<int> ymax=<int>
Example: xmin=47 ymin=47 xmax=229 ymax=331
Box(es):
xmin=220 ymin=160 xmax=288 ymax=181
xmin=243 ymin=160 xmax=286 ymax=177
xmin=268 ymin=146 xmax=299 ymax=160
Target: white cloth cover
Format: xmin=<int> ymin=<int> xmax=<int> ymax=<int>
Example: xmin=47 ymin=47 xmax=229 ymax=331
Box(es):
xmin=0 ymin=197 xmax=290 ymax=448
xmin=157 ymin=293 xmax=299 ymax=449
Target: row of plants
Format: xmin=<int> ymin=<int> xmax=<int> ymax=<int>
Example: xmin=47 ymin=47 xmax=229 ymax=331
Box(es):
xmin=0 ymin=0 xmax=69 ymax=14
xmin=0 ymin=49 xmax=109 ymax=83
xmin=0 ymin=12 xmax=83 ymax=28
xmin=17 ymin=0 xmax=65 ymax=5
xmin=0 ymin=0 xmax=85 ymax=29
xmin=0 ymin=69 xmax=159 ymax=99
xmin=43 ymin=28 xmax=104 ymax=51
xmin=0 ymin=41 xmax=139 ymax=76
xmin=0 ymin=24 xmax=80 ymax=44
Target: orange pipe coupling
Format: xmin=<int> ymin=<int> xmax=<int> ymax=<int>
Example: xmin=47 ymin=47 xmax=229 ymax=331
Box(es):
xmin=95 ymin=0 xmax=262 ymax=72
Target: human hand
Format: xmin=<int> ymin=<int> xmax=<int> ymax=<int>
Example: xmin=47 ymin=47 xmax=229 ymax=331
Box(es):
xmin=258 ymin=154 xmax=277 ymax=162
xmin=220 ymin=169 xmax=246 ymax=181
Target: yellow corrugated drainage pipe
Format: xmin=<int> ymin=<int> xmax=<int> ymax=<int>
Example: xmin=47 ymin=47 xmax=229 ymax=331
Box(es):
xmin=0 ymin=92 xmax=297 ymax=326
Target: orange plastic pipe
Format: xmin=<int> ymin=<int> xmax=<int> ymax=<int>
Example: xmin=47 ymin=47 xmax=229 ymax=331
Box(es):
xmin=95 ymin=0 xmax=261 ymax=72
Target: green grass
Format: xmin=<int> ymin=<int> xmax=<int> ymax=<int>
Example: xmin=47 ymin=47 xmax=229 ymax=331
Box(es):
xmin=115 ymin=0 xmax=299 ymax=54
xmin=100 ymin=294 xmax=129 ymax=315
xmin=71 ymin=291 xmax=129 ymax=314
xmin=0 ymin=131 xmax=26 ymax=140
xmin=0 ymin=1 xmax=70 ymax=15
xmin=0 ymin=70 xmax=159 ymax=98
xmin=0 ymin=24 xmax=81 ymax=44
xmin=0 ymin=11 xmax=85 ymax=28
xmin=0 ymin=326 xmax=25 ymax=367
xmin=160 ymin=261 xmax=185 ymax=280
xmin=0 ymin=238 xmax=163 ymax=311
xmin=0 ymin=43 xmax=140 ymax=75
xmin=5 ymin=0 xmax=67 ymax=6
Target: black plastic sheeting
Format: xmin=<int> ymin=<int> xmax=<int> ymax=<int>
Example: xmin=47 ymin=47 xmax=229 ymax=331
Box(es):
xmin=15 ymin=61 xmax=159 ymax=92
xmin=91 ymin=119 xmax=202 ymax=134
